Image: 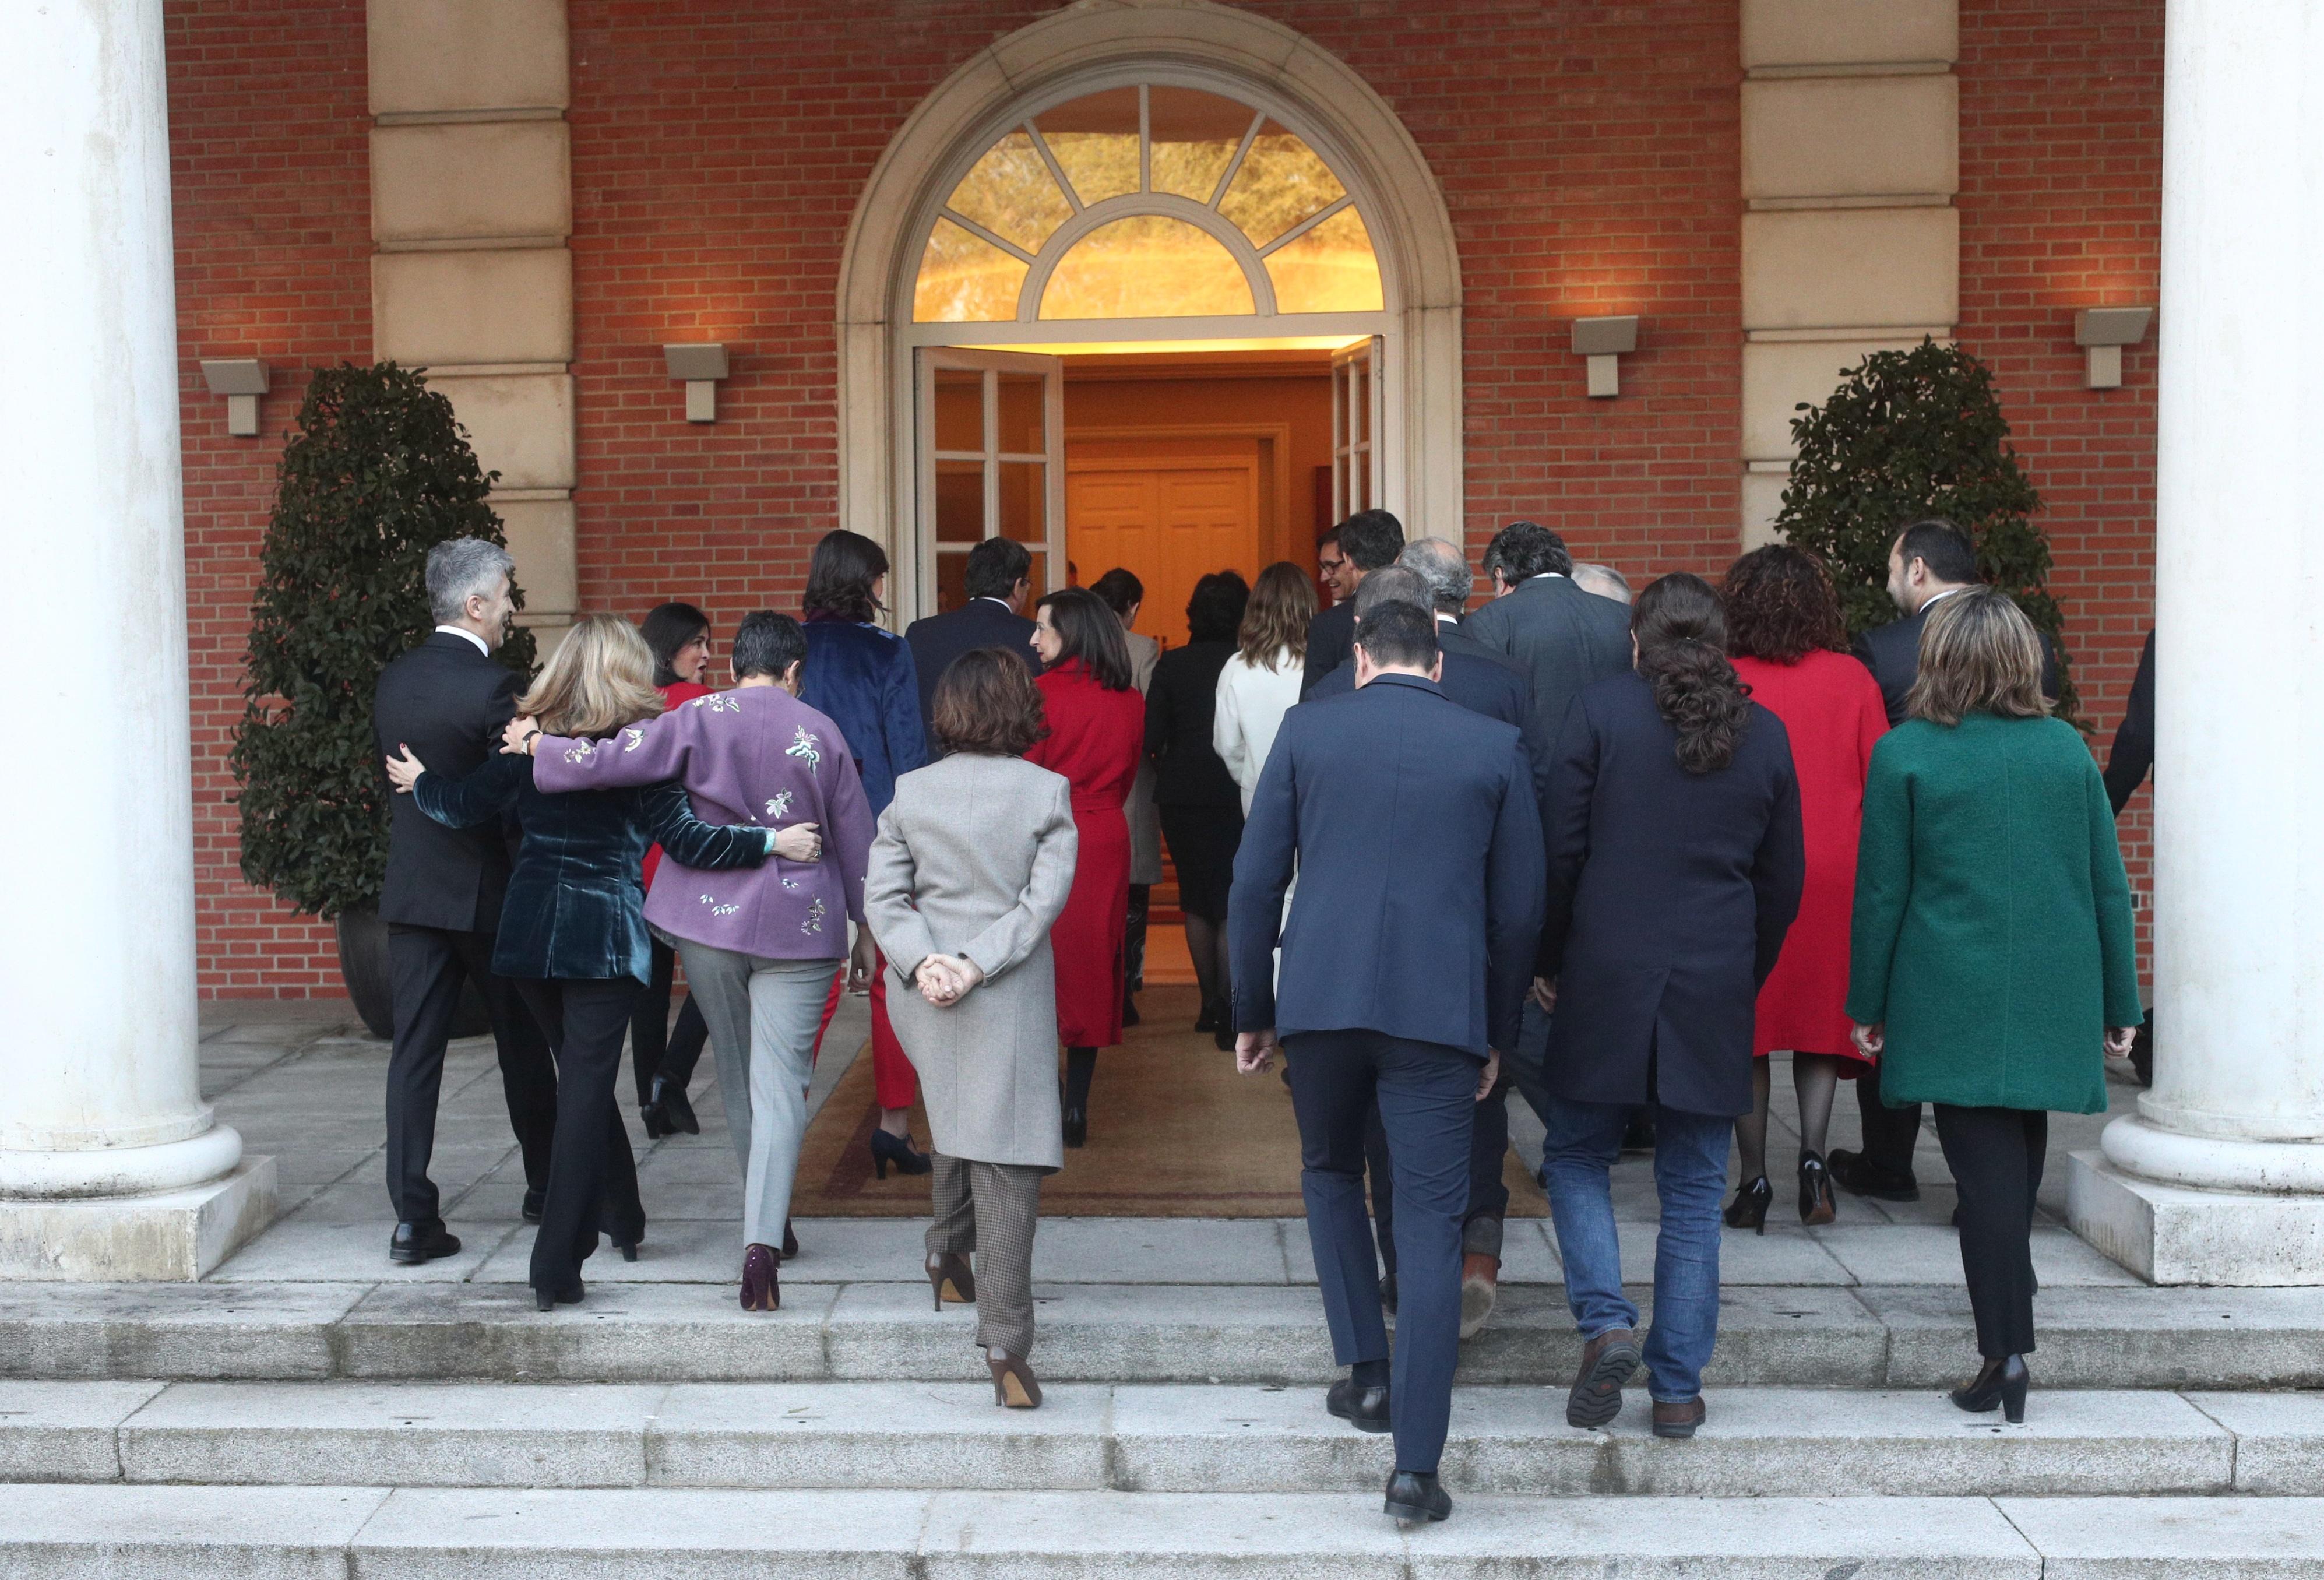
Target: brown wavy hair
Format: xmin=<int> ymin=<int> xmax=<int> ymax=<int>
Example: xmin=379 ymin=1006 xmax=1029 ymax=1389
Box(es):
xmin=1632 ymin=572 xmax=1752 ymax=775
xmin=1239 ymin=561 xmax=1316 ymax=667
xmin=930 ymin=647 xmax=1049 ymax=756
xmin=1721 ymin=545 xmax=1847 ymax=664
xmin=1907 ymin=586 xmax=2051 ymax=727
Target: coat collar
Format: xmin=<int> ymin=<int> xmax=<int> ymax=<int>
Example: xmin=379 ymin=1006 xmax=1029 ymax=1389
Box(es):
xmin=1360 ymin=671 xmax=1447 ymax=699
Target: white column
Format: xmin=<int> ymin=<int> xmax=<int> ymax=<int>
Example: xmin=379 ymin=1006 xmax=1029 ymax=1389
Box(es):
xmin=2066 ymin=0 xmax=2324 ymax=1284
xmin=0 ymin=0 xmax=273 ymax=1278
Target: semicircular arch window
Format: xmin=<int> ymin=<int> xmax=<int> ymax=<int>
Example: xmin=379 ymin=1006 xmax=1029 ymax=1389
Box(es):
xmin=911 ymin=83 xmax=1385 ymax=323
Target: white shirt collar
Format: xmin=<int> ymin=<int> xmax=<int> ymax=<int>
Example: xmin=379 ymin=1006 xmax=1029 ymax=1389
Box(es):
xmin=1436 ymin=612 xmax=1459 ymax=627
xmin=973 ymin=597 xmax=1016 ymax=611
xmin=435 ymin=624 xmax=490 ymax=657
xmin=1917 ymin=586 xmax=1966 ymax=614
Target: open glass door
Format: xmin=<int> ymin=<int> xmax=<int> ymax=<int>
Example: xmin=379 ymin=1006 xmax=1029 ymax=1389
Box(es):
xmin=915 ymin=348 xmax=1066 ymax=621
xmin=1330 ymin=336 xmax=1384 ymax=524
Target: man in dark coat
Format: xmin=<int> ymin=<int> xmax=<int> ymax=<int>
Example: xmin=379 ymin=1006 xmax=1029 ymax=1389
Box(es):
xmin=371 ymin=537 xmax=558 ymax=1265
xmin=1833 ymin=518 xmax=2065 ymax=1198
xmin=903 ymin=536 xmax=1038 ymax=725
xmin=1300 ymin=508 xmax=1406 ymax=694
xmin=2103 ymin=628 xmax=2157 ymax=1085
xmin=1230 ymin=602 xmax=1543 ymax=1526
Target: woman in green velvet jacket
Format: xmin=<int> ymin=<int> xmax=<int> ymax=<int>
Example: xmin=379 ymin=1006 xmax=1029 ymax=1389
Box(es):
xmin=1846 ymin=587 xmax=2142 ymax=1424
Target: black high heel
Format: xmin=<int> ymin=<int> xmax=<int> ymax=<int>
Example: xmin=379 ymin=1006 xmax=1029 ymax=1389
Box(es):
xmin=1723 ymin=1176 xmax=1773 ymax=1234
xmin=781 ymin=1220 xmax=799 ymax=1261
xmin=1798 ymin=1151 xmax=1837 ymax=1225
xmin=533 ymin=1280 xmax=584 ymax=1312
xmin=651 ymin=1075 xmax=700 ymax=1136
xmin=1062 ymin=1108 xmax=1087 ymax=1149
xmin=612 ymin=1238 xmax=640 ymax=1262
xmin=869 ymin=1128 xmax=931 ymax=1179
xmin=1949 ymin=1354 xmax=2030 ymax=1423
xmin=640 ymin=1099 xmax=672 ymax=1141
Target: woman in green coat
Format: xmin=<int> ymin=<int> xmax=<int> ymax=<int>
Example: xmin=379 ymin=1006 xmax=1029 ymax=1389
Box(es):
xmin=1846 ymin=587 xmax=2141 ymax=1422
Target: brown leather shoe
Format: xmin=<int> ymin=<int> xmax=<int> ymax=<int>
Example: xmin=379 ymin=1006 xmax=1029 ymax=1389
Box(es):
xmin=1457 ymin=1253 xmax=1500 ymax=1339
xmin=1565 ymin=1326 xmax=1640 ymax=1428
xmin=1652 ymin=1396 xmax=1706 ymax=1438
xmin=987 ymin=1349 xmax=1042 ymax=1409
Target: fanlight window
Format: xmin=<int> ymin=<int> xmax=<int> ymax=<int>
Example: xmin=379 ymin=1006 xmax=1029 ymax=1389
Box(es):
xmin=912 ymin=83 xmax=1385 ymax=323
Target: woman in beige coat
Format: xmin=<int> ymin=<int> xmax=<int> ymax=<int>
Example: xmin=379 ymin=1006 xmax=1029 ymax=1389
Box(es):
xmin=865 ymin=648 xmax=1078 ymax=1408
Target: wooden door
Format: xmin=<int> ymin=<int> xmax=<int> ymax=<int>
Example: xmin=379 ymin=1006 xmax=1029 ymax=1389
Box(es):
xmin=1066 ymin=458 xmax=1262 ymax=647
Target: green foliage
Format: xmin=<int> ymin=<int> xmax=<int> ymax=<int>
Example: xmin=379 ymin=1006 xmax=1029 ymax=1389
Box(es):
xmin=1774 ymin=339 xmax=2075 ymax=719
xmin=230 ymin=363 xmax=536 ymax=917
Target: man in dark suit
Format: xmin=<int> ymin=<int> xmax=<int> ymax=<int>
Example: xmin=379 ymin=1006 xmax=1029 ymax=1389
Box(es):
xmin=2103 ymin=629 xmax=2156 ymax=1086
xmin=1230 ymin=602 xmax=1544 ymax=1526
xmin=371 ymin=538 xmax=558 ymax=1265
xmin=903 ymin=536 xmax=1039 ymax=724
xmin=1833 ymin=518 xmax=2065 ymax=1201
xmin=1305 ymin=566 xmax=1528 ymax=735
xmin=1301 ymin=508 xmax=1406 ymax=694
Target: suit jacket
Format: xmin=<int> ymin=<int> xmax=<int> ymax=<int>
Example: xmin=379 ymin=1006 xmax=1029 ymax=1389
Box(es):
xmin=1537 ymin=672 xmax=1806 ymax=1118
xmin=801 ymin=616 xmax=926 ymax=815
xmin=2103 ymin=629 xmax=2156 ymax=816
xmin=1230 ymin=673 xmax=1544 ymax=1056
xmin=1457 ymin=573 xmax=1635 ymax=783
xmin=1300 ymin=600 xmax=1358 ymax=695
xmin=1853 ymin=594 xmax=2062 ymax=728
xmin=866 ymin=752 xmax=1079 ymax=1170
xmin=372 ymin=631 xmax=523 ymax=932
xmin=1305 ymin=620 xmax=1537 ymax=785
xmin=904 ymin=598 xmax=1039 ymax=724
xmin=1124 ymin=630 xmax=1163 ymax=884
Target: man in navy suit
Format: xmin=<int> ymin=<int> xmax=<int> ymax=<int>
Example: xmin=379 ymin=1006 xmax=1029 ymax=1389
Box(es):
xmin=902 ymin=536 xmax=1039 ymax=725
xmin=1230 ymin=602 xmax=1544 ymax=1526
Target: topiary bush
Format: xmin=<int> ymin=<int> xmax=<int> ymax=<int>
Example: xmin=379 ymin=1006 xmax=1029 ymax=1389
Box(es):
xmin=231 ymin=363 xmax=536 ymax=917
xmin=1773 ymin=338 xmax=2075 ymax=719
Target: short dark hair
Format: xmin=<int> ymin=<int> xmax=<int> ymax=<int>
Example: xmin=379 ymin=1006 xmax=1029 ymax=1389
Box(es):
xmin=1186 ymin=570 xmax=1251 ymax=643
xmin=964 ymin=537 xmax=1033 ymax=601
xmin=1337 ymin=509 xmax=1406 ymax=571
xmin=1353 ymin=600 xmax=1439 ymax=671
xmin=1090 ymin=567 xmax=1144 ymax=619
xmin=1893 ymin=518 xmax=1979 ymax=586
xmin=802 ymin=530 xmax=889 ymax=623
xmin=730 ymin=609 xmax=807 ymax=682
xmin=640 ymin=601 xmax=710 ymax=687
xmin=1721 ymin=546 xmax=1846 ymax=664
xmin=1316 ymin=525 xmax=1344 ymax=556
xmin=931 ymin=647 xmax=1048 ymax=756
xmin=1035 ymin=586 xmax=1134 ymax=690
xmin=1487 ymin=520 xmax=1573 ymax=583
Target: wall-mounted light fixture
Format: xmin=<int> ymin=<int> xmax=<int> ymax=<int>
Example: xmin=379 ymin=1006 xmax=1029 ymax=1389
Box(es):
xmin=199 ymin=358 xmax=270 ymax=437
xmin=2075 ymin=308 xmax=2153 ymax=390
xmin=1571 ymin=316 xmax=1639 ymax=399
xmin=663 ymin=344 xmax=730 ymax=423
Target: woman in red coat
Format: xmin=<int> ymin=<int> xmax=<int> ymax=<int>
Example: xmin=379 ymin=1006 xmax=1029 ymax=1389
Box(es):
xmin=633 ymin=601 xmax=717 ymax=1138
xmin=1720 ymin=547 xmax=1889 ymax=1228
xmin=1024 ymin=587 xmax=1145 ymax=1148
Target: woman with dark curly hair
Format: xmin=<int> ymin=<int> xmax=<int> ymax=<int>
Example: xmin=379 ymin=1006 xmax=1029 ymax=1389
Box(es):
xmin=1719 ymin=546 xmax=1891 ymax=1230
xmin=1534 ymin=571 xmax=1805 ymax=1441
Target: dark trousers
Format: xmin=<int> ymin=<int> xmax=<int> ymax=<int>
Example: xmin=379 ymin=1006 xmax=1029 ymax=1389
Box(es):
xmin=1363 ymin=1067 xmax=1509 ymax=1273
xmin=1932 ymin=1104 xmax=2047 ymax=1359
xmin=1854 ymin=1062 xmax=1925 ymax=1183
xmin=1285 ymin=1029 xmax=1478 ymax=1477
xmin=629 ymin=937 xmax=709 ymax=1106
xmin=385 ymin=924 xmax=558 ymax=1226
xmin=514 ymin=976 xmax=646 ymax=1294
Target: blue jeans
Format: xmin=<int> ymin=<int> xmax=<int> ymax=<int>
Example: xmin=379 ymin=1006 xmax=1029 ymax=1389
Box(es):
xmin=1539 ymin=1096 xmax=1731 ymax=1402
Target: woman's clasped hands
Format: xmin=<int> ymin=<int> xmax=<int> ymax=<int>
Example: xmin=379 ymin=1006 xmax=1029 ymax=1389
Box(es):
xmin=915 ymin=954 xmax=985 ymax=1008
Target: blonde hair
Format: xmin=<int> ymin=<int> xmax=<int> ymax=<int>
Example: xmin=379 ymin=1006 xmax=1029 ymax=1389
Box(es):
xmin=1239 ymin=560 xmax=1316 ymax=667
xmin=519 ymin=613 xmax=666 ymax=738
xmin=1906 ymin=586 xmax=2051 ymax=727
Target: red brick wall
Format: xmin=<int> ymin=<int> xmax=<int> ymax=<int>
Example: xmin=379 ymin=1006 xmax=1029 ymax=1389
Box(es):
xmin=168 ymin=0 xmax=373 ymax=997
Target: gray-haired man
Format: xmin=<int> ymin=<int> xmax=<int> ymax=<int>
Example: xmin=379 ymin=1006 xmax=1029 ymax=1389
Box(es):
xmin=371 ymin=537 xmax=558 ymax=1265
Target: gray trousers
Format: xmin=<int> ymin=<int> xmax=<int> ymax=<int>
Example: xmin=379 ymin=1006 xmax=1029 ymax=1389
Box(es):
xmin=927 ymin=1151 xmax=1043 ymax=1359
xmin=677 ymin=941 xmax=840 ymax=1249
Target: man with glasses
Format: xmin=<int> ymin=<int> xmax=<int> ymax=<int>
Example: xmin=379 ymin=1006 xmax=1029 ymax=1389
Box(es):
xmin=1303 ymin=509 xmax=1406 ymax=695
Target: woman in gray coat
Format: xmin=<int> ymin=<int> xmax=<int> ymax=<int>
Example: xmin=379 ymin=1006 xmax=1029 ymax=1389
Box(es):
xmin=865 ymin=648 xmax=1079 ymax=1408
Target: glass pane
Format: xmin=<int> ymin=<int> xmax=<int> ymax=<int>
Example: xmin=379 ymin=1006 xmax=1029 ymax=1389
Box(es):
xmin=1266 ymin=206 xmax=1385 ymax=314
xmin=946 ymin=131 xmax=1073 ymax=254
xmin=1350 ymin=355 xmax=1368 ymax=446
xmin=1148 ymin=86 xmax=1252 ymax=204
xmin=935 ymin=550 xmax=970 ymax=614
xmin=1217 ymin=119 xmax=1346 ymax=248
xmin=934 ymin=367 xmax=982 ymax=453
xmin=998 ymin=462 xmax=1045 ymax=544
xmin=936 ymin=459 xmax=984 ymax=543
xmin=914 ymin=217 xmax=1029 ymax=323
xmin=996 ymin=373 xmax=1045 ymax=455
xmin=1040 ymin=216 xmax=1255 ymax=319
xmin=1037 ymin=87 xmax=1140 ymax=206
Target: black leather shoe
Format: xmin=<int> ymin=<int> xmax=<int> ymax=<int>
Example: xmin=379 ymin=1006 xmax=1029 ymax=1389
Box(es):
xmin=533 ymin=1280 xmax=584 ymax=1312
xmin=1062 ymin=1108 xmax=1088 ymax=1149
xmin=389 ymin=1221 xmax=462 ymax=1265
xmin=652 ymin=1075 xmax=700 ymax=1136
xmin=520 ymin=1187 xmax=546 ymax=1224
xmin=1950 ymin=1354 xmax=2030 ymax=1423
xmin=1326 ymin=1374 xmax=1391 ymax=1433
xmin=1827 ymin=1148 xmax=1920 ymax=1202
xmin=1383 ymin=1469 xmax=1452 ymax=1523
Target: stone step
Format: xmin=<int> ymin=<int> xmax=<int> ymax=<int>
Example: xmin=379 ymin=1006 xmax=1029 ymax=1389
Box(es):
xmin=5 ymin=1279 xmax=2322 ymax=1390
xmin=4 ymin=1484 xmax=2323 ymax=1576
xmin=5 ymin=1379 xmax=2321 ymax=1497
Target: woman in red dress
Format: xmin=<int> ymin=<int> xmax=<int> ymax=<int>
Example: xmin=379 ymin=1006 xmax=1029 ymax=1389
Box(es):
xmin=1023 ymin=587 xmax=1145 ymax=1148
xmin=1720 ymin=547 xmax=1889 ymax=1228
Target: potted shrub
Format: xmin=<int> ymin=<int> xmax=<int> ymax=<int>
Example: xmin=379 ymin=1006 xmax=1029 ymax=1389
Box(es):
xmin=1773 ymin=339 xmax=2076 ymax=719
xmin=230 ymin=363 xmax=537 ymax=1037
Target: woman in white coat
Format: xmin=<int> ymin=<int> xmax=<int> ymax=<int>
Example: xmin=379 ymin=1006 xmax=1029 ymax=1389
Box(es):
xmin=1213 ymin=561 xmax=1316 ymax=812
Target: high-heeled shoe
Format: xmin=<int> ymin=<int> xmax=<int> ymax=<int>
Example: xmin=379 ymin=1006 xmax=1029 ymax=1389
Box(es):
xmin=740 ymin=1243 xmax=780 ymax=1311
xmin=928 ymin=1251 xmax=977 ymax=1308
xmin=1798 ymin=1150 xmax=1837 ymax=1226
xmin=612 ymin=1237 xmax=640 ymax=1263
xmin=1193 ymin=1002 xmax=1218 ymax=1033
xmin=1723 ymin=1175 xmax=1773 ymax=1234
xmin=533 ymin=1280 xmax=584 ymax=1312
xmin=1949 ymin=1354 xmax=2030 ymax=1423
xmin=869 ymin=1128 xmax=931 ymax=1179
xmin=639 ymin=1097 xmax=673 ymax=1141
xmin=987 ymin=1348 xmax=1042 ymax=1409
xmin=1061 ymin=1107 xmax=1087 ymax=1149
xmin=781 ymin=1220 xmax=799 ymax=1261
xmin=651 ymin=1075 xmax=699 ymax=1136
